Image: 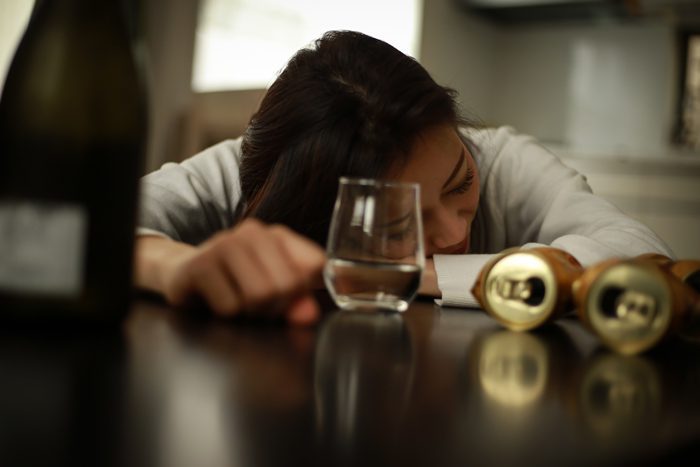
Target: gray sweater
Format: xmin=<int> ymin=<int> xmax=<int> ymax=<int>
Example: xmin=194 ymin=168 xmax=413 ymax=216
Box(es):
xmin=138 ymin=126 xmax=673 ymax=306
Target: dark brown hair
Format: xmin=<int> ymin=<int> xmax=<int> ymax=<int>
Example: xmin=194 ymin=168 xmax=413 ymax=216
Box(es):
xmin=238 ymin=30 xmax=471 ymax=245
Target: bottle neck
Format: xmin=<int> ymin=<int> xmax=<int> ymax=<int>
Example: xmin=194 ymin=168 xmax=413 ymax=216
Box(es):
xmin=31 ymin=0 xmax=131 ymax=31
xmin=34 ymin=0 xmax=126 ymax=14
xmin=28 ymin=0 xmax=142 ymax=47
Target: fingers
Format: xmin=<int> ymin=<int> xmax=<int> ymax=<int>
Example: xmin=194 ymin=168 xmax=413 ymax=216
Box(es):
xmin=270 ymin=225 xmax=326 ymax=271
xmin=162 ymin=245 xmax=242 ymax=314
xmin=163 ymin=219 xmax=326 ymax=324
xmin=220 ymin=222 xmax=304 ymax=309
xmin=286 ymin=295 xmax=321 ymax=326
xmin=269 ymin=224 xmax=327 ymax=289
xmin=190 ymin=258 xmax=242 ymax=316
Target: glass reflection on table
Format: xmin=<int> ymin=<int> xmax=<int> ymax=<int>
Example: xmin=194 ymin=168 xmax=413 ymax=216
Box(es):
xmin=314 ymin=310 xmax=415 ymax=464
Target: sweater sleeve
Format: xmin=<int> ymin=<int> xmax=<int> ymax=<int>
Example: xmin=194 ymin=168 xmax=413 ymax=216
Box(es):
xmin=433 ymin=254 xmax=494 ymax=308
xmin=137 ymin=139 xmax=243 ymax=245
xmin=433 ymin=126 xmax=674 ymax=308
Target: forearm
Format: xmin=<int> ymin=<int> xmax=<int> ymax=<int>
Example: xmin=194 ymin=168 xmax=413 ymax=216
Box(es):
xmin=134 ymin=235 xmax=196 ymax=294
xmin=132 ymin=221 xmax=326 ymax=325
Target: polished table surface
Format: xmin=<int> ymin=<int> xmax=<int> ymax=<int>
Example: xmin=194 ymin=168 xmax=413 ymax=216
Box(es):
xmin=2 ymin=293 xmax=700 ymax=467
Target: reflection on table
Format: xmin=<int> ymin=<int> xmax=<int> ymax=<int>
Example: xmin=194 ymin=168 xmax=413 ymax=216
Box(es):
xmin=1 ymin=294 xmax=700 ymax=467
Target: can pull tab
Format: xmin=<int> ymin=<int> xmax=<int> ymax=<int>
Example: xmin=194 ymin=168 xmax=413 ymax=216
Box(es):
xmin=492 ymin=276 xmax=546 ymax=306
xmin=602 ymin=287 xmax=657 ymax=326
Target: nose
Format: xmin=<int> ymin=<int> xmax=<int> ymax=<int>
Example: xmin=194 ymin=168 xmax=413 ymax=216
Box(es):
xmin=426 ymin=206 xmax=468 ymax=251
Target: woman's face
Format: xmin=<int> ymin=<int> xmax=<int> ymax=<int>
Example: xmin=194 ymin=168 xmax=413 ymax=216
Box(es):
xmin=390 ymin=124 xmax=480 ymax=257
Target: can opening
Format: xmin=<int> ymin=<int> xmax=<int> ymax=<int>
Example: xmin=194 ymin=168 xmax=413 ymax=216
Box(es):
xmin=492 ymin=276 xmax=547 ymax=306
xmin=686 ymin=270 xmax=700 ymax=294
xmin=523 ymin=278 xmax=546 ymax=306
xmin=599 ymin=286 xmax=656 ymax=325
xmin=600 ymin=286 xmax=624 ymax=318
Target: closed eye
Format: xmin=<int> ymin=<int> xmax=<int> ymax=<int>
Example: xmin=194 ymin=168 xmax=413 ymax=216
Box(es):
xmin=446 ymin=167 xmax=474 ymax=196
xmin=387 ymin=223 xmax=416 ymax=241
xmin=388 ymin=231 xmax=408 ymax=241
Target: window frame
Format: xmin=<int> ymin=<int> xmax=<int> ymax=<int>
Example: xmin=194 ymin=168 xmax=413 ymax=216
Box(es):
xmin=672 ymin=27 xmax=700 ymax=148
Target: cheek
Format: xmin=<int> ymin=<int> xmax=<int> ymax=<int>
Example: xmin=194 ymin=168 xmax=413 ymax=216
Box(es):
xmin=455 ymin=190 xmax=479 ymax=222
xmin=465 ymin=173 xmax=481 ymax=216
xmin=467 ymin=189 xmax=480 ymax=215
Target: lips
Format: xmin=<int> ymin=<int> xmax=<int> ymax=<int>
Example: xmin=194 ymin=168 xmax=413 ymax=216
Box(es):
xmin=442 ymin=236 xmax=470 ymax=255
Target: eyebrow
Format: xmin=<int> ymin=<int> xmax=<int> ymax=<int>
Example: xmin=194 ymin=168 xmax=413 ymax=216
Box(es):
xmin=442 ymin=148 xmax=465 ymax=190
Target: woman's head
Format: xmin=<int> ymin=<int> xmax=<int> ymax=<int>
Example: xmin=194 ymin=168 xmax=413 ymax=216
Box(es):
xmin=239 ymin=30 xmax=478 ymax=253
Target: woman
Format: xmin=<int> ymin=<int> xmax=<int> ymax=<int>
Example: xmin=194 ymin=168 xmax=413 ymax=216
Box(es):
xmin=135 ymin=30 xmax=672 ymax=324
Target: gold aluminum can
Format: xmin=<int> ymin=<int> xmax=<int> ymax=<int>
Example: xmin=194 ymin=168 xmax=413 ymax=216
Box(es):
xmin=471 ymin=247 xmax=583 ymax=331
xmin=665 ymin=261 xmax=700 ymax=337
xmin=633 ymin=253 xmax=674 ymax=266
xmin=627 ymin=255 xmax=700 ymax=336
xmin=667 ymin=260 xmax=700 ymax=293
xmin=631 ymin=254 xmax=700 ymax=293
xmin=573 ymin=258 xmax=698 ymax=355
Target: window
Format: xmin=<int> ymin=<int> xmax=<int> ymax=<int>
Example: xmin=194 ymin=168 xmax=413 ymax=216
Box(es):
xmin=0 ymin=0 xmax=34 ymax=90
xmin=674 ymin=30 xmax=700 ymax=150
xmin=192 ymin=0 xmax=423 ymax=92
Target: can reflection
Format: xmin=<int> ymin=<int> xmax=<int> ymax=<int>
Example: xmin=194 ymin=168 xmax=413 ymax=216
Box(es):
xmin=476 ymin=330 xmax=549 ymax=408
xmin=459 ymin=326 xmax=582 ymax=465
xmin=467 ymin=325 xmax=580 ymax=413
xmin=461 ymin=324 xmax=673 ymax=464
xmin=314 ymin=310 xmax=414 ymax=465
xmin=578 ymin=352 xmax=663 ymax=448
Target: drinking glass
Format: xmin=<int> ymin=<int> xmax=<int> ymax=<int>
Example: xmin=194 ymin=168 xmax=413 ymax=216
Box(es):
xmin=324 ymin=177 xmax=425 ymax=312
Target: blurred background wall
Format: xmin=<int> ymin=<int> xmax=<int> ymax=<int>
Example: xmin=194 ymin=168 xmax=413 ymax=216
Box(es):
xmin=420 ymin=0 xmax=700 ymax=258
xmin=1 ymin=0 xmax=698 ymax=256
xmin=423 ymin=2 xmax=678 ymax=156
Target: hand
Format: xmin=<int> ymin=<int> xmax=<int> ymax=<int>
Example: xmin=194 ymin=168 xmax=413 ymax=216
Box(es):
xmin=135 ymin=219 xmax=326 ymax=325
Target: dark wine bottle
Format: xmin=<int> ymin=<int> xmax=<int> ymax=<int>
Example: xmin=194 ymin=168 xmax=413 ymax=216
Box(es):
xmin=0 ymin=0 xmax=148 ymax=325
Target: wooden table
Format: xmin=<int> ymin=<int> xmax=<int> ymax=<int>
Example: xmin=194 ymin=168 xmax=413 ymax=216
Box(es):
xmin=2 ymin=293 xmax=700 ymax=467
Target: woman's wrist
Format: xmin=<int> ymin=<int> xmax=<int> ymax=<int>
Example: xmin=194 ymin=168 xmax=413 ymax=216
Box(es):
xmin=134 ymin=235 xmax=195 ymax=294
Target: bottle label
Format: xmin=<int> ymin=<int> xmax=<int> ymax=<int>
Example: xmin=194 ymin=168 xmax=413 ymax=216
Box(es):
xmin=0 ymin=202 xmax=86 ymax=296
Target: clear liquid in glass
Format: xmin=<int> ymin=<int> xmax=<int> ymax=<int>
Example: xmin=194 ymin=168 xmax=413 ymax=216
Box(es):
xmin=324 ymin=258 xmax=422 ymax=312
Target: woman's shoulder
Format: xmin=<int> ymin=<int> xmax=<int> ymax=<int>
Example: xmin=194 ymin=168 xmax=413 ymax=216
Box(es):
xmin=170 ymin=137 xmax=244 ymax=185
xmin=141 ymin=136 xmax=244 ymax=198
xmin=182 ymin=137 xmax=243 ymax=169
xmin=461 ymin=125 xmax=559 ymax=169
xmin=460 ymin=125 xmax=518 ymax=176
xmin=461 ymin=125 xmax=539 ymax=153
